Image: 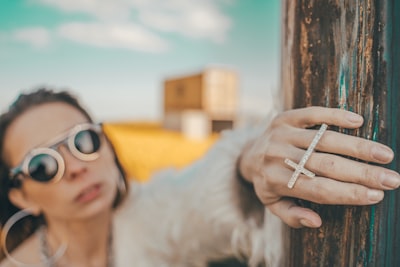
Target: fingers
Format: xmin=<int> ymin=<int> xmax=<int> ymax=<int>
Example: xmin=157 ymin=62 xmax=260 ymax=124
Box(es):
xmin=269 ymin=107 xmax=395 ymax=165
xmin=262 ymin=141 xmax=399 ymax=192
xmin=289 ymin=128 xmax=394 ymax=164
xmin=283 ymin=147 xmax=400 ymax=191
xmin=267 ymin=199 xmax=322 ymax=228
xmin=256 ymin=164 xmax=386 ymax=206
xmin=249 ymin=106 xmax=398 ymax=228
xmin=305 ymin=152 xmax=400 ymax=190
xmin=278 ymin=107 xmax=364 ymax=128
xmin=284 ymin=174 xmax=385 ymax=205
xmin=264 ymin=120 xmax=398 ymax=191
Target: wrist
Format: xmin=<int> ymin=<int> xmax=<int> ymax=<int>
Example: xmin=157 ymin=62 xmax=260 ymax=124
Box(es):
xmin=235 ymin=155 xmax=264 ymax=225
xmin=236 ymin=155 xmax=254 ymax=190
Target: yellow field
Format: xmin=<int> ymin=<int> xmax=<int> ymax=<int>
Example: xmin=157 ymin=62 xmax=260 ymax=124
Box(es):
xmin=102 ymin=122 xmax=219 ymax=182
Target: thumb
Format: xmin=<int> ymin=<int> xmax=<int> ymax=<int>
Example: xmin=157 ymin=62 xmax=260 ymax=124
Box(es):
xmin=267 ymin=198 xmax=322 ymax=228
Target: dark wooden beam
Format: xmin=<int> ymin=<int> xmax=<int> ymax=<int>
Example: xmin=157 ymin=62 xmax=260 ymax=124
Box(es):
xmin=281 ymin=0 xmax=400 ymax=266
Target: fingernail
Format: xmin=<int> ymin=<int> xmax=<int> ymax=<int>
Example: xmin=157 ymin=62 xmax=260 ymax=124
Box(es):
xmin=300 ymin=219 xmax=316 ymax=228
xmin=380 ymin=171 xmax=400 ymax=189
xmin=346 ymin=112 xmax=363 ymax=123
xmin=372 ymin=146 xmax=394 ymax=162
xmin=367 ymin=190 xmax=384 ymax=203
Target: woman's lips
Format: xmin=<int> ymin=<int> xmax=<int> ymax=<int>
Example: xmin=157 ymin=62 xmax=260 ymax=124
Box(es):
xmin=76 ymin=184 xmax=102 ymax=203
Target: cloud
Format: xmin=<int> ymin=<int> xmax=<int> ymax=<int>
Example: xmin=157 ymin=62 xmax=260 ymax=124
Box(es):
xmin=0 ymin=31 xmax=8 ymax=42
xmin=57 ymin=22 xmax=169 ymax=53
xmin=33 ymin=0 xmax=232 ymax=44
xmin=12 ymin=27 xmax=51 ymax=48
xmin=33 ymin=0 xmax=133 ymax=20
xmin=138 ymin=2 xmax=231 ymax=43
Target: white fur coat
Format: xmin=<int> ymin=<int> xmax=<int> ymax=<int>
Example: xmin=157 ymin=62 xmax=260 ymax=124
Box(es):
xmin=113 ymin=115 xmax=286 ymax=267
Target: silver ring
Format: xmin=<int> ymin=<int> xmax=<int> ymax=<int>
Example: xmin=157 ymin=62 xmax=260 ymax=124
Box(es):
xmin=285 ymin=123 xmax=328 ymax=189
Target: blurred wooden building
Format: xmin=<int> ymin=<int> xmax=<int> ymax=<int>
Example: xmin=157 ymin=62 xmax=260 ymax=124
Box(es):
xmin=163 ymin=67 xmax=238 ymax=137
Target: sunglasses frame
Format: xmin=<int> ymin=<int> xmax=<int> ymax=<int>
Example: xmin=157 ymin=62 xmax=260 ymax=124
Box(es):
xmin=9 ymin=123 xmax=102 ymax=184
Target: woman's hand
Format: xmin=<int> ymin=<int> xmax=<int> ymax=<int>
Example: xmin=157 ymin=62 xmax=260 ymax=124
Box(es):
xmin=239 ymin=107 xmax=399 ymax=228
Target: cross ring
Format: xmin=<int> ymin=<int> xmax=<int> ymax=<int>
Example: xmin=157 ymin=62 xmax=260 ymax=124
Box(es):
xmin=285 ymin=123 xmax=328 ymax=189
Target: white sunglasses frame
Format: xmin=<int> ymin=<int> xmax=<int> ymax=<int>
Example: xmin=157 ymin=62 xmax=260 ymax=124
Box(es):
xmin=9 ymin=123 xmax=102 ymax=184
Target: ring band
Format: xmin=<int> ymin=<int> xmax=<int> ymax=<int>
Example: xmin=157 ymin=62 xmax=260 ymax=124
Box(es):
xmin=285 ymin=123 xmax=328 ymax=189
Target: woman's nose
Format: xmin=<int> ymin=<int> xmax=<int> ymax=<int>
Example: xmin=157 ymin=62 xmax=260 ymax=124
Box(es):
xmin=58 ymin=145 xmax=87 ymax=180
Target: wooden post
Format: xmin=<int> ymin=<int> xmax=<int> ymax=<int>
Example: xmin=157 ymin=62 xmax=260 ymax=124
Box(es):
xmin=281 ymin=0 xmax=400 ymax=266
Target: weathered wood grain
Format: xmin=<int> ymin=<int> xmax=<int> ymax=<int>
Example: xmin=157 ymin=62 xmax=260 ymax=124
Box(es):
xmin=281 ymin=0 xmax=399 ymax=266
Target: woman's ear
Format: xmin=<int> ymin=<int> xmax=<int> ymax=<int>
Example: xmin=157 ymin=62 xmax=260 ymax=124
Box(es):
xmin=8 ymin=188 xmax=42 ymax=216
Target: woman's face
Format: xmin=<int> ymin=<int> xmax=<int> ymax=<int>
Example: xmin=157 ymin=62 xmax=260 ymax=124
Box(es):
xmin=3 ymin=102 xmax=119 ymax=221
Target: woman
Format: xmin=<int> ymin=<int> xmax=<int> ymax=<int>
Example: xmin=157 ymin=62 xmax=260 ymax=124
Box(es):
xmin=0 ymin=88 xmax=398 ymax=267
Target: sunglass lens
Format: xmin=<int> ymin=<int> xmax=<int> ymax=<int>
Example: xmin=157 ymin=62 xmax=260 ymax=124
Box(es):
xmin=74 ymin=129 xmax=101 ymax=154
xmin=28 ymin=153 xmax=59 ymax=182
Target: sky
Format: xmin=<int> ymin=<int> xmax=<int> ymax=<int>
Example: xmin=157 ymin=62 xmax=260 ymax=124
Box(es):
xmin=0 ymin=0 xmax=281 ymax=122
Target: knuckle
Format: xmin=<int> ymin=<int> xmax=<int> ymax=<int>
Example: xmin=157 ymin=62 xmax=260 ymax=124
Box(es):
xmin=270 ymin=113 xmax=286 ymax=128
xmin=360 ymin=165 xmax=374 ymax=185
xmin=315 ymin=135 xmax=327 ymax=151
xmin=268 ymin=130 xmax=281 ymax=143
xmin=316 ymin=131 xmax=332 ymax=150
xmin=347 ymin=164 xmax=372 ymax=186
xmin=262 ymin=170 xmax=278 ymax=190
xmin=354 ymin=139 xmax=369 ymax=157
xmin=348 ymin=186 xmax=365 ymax=204
xmin=318 ymin=156 xmax=336 ymax=174
xmin=363 ymin=166 xmax=388 ymax=189
xmin=268 ymin=123 xmax=289 ymax=141
xmin=265 ymin=142 xmax=285 ymax=159
xmin=263 ymin=145 xmax=274 ymax=159
xmin=309 ymin=182 xmax=327 ymax=204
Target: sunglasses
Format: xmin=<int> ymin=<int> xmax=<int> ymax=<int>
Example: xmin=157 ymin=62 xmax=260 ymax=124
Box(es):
xmin=9 ymin=123 xmax=103 ymax=184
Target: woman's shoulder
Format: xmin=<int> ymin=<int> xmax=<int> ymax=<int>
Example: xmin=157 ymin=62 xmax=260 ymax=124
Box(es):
xmin=0 ymin=232 xmax=42 ymax=267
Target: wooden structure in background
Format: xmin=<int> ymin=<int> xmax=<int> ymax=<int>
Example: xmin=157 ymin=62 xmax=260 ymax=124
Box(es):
xmin=163 ymin=67 xmax=238 ymax=133
xmin=281 ymin=0 xmax=399 ymax=266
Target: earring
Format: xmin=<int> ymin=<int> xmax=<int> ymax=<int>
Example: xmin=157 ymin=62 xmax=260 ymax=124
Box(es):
xmin=1 ymin=209 xmax=67 ymax=267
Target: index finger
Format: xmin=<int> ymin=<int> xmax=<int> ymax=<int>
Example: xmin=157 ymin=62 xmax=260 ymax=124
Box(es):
xmin=280 ymin=107 xmax=364 ymax=129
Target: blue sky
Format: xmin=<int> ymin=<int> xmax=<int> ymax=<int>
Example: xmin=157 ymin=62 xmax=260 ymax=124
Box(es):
xmin=0 ymin=0 xmax=281 ymax=121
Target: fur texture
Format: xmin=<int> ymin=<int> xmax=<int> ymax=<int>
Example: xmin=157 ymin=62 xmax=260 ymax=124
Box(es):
xmin=113 ymin=111 xmax=286 ymax=267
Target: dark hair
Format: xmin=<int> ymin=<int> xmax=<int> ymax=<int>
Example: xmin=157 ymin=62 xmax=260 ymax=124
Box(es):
xmin=0 ymin=88 xmax=129 ymax=260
